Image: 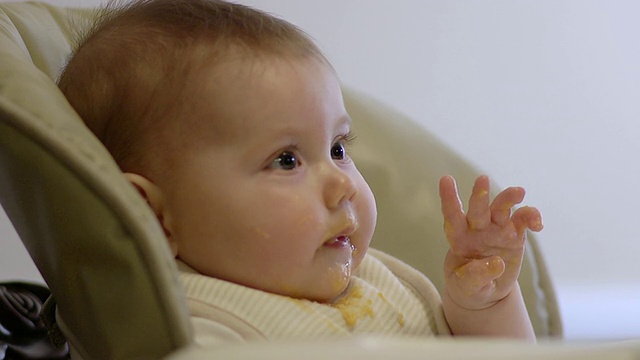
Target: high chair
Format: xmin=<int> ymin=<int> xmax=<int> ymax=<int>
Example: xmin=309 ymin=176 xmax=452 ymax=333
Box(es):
xmin=5 ymin=1 xmax=623 ymax=359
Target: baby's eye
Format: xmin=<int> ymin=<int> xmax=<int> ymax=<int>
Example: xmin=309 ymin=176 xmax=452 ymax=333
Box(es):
xmin=271 ymin=151 xmax=299 ymax=170
xmin=331 ymin=142 xmax=346 ymax=160
xmin=331 ymin=132 xmax=355 ymax=161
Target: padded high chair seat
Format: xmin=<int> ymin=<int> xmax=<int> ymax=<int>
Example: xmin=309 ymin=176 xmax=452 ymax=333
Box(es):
xmin=0 ymin=1 xmax=590 ymax=359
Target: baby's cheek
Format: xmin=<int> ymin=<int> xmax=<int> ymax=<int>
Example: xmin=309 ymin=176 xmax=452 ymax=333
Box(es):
xmin=251 ymin=226 xmax=273 ymax=240
xmin=355 ymin=186 xmax=377 ymax=257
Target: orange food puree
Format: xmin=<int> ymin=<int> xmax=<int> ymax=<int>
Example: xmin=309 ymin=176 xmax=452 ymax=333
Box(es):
xmin=378 ymin=292 xmax=405 ymax=327
xmin=331 ymin=285 xmax=374 ymax=328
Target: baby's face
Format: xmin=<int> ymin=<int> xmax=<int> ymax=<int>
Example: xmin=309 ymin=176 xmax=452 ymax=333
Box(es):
xmin=160 ymin=54 xmax=377 ymax=303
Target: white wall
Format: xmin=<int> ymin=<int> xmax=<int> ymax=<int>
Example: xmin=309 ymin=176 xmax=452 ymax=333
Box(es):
xmin=2 ymin=0 xmax=640 ymax=340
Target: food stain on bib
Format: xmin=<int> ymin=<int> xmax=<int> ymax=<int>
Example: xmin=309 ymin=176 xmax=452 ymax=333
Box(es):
xmin=331 ymin=285 xmax=374 ymax=328
xmin=378 ymin=292 xmax=405 ymax=327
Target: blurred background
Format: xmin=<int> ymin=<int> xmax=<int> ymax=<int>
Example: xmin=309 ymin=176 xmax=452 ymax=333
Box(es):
xmin=2 ymin=0 xmax=639 ymax=341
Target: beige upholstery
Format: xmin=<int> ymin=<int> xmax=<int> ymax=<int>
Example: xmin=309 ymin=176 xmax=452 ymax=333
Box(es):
xmin=0 ymin=2 xmax=192 ymax=359
xmin=0 ymin=2 xmax=563 ymax=359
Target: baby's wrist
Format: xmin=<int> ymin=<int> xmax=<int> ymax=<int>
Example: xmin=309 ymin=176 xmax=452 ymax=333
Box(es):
xmin=443 ymin=283 xmax=535 ymax=339
xmin=444 ymin=283 xmax=516 ymax=312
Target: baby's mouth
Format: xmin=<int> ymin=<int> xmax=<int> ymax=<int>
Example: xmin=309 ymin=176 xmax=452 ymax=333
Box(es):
xmin=324 ymin=236 xmax=354 ymax=249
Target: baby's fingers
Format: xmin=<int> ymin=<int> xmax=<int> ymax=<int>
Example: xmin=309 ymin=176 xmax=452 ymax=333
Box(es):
xmin=467 ymin=176 xmax=491 ymax=229
xmin=439 ymin=176 xmax=466 ymax=232
xmin=512 ymin=206 xmax=544 ymax=233
xmin=490 ymin=186 xmax=525 ymax=225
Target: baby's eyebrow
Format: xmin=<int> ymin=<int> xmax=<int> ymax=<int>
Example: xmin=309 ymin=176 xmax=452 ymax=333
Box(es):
xmin=340 ymin=114 xmax=353 ymax=127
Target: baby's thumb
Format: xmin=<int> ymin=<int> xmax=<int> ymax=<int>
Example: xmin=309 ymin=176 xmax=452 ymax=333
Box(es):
xmin=452 ymin=256 xmax=505 ymax=296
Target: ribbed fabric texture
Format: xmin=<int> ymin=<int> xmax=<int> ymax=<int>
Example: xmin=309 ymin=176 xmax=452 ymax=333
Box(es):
xmin=178 ymin=250 xmax=443 ymax=341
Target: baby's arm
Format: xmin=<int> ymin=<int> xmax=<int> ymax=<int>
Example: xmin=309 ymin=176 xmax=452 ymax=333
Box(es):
xmin=439 ymin=175 xmax=543 ymax=341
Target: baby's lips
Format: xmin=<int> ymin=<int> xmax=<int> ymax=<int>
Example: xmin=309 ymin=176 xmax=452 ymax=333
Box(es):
xmin=323 ymin=218 xmax=359 ymax=248
xmin=324 ymin=236 xmax=352 ymax=248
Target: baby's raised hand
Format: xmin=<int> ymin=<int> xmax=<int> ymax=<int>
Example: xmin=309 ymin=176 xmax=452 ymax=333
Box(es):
xmin=439 ymin=175 xmax=543 ymax=311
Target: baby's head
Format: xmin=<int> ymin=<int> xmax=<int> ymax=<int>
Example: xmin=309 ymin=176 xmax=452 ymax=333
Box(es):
xmin=59 ymin=0 xmax=377 ymax=303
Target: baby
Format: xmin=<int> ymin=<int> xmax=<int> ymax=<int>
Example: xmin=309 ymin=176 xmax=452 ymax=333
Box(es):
xmin=58 ymin=0 xmax=543 ymax=345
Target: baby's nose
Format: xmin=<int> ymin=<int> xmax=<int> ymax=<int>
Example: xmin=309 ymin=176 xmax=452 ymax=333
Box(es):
xmin=323 ymin=166 xmax=358 ymax=208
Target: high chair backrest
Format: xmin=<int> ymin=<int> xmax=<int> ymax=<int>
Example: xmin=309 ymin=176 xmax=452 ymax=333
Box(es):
xmin=0 ymin=2 xmax=561 ymax=358
xmin=0 ymin=3 xmax=192 ymax=359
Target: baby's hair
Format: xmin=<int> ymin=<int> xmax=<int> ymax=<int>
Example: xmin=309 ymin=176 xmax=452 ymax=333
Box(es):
xmin=58 ymin=0 xmax=325 ymax=174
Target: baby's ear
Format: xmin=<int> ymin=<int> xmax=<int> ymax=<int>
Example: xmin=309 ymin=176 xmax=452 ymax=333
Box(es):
xmin=123 ymin=173 xmax=177 ymax=256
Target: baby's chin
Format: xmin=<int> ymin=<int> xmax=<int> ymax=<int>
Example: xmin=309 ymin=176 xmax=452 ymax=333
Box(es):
xmin=276 ymin=271 xmax=354 ymax=304
xmin=293 ymin=279 xmax=351 ymax=304
xmin=312 ymin=265 xmax=356 ymax=304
